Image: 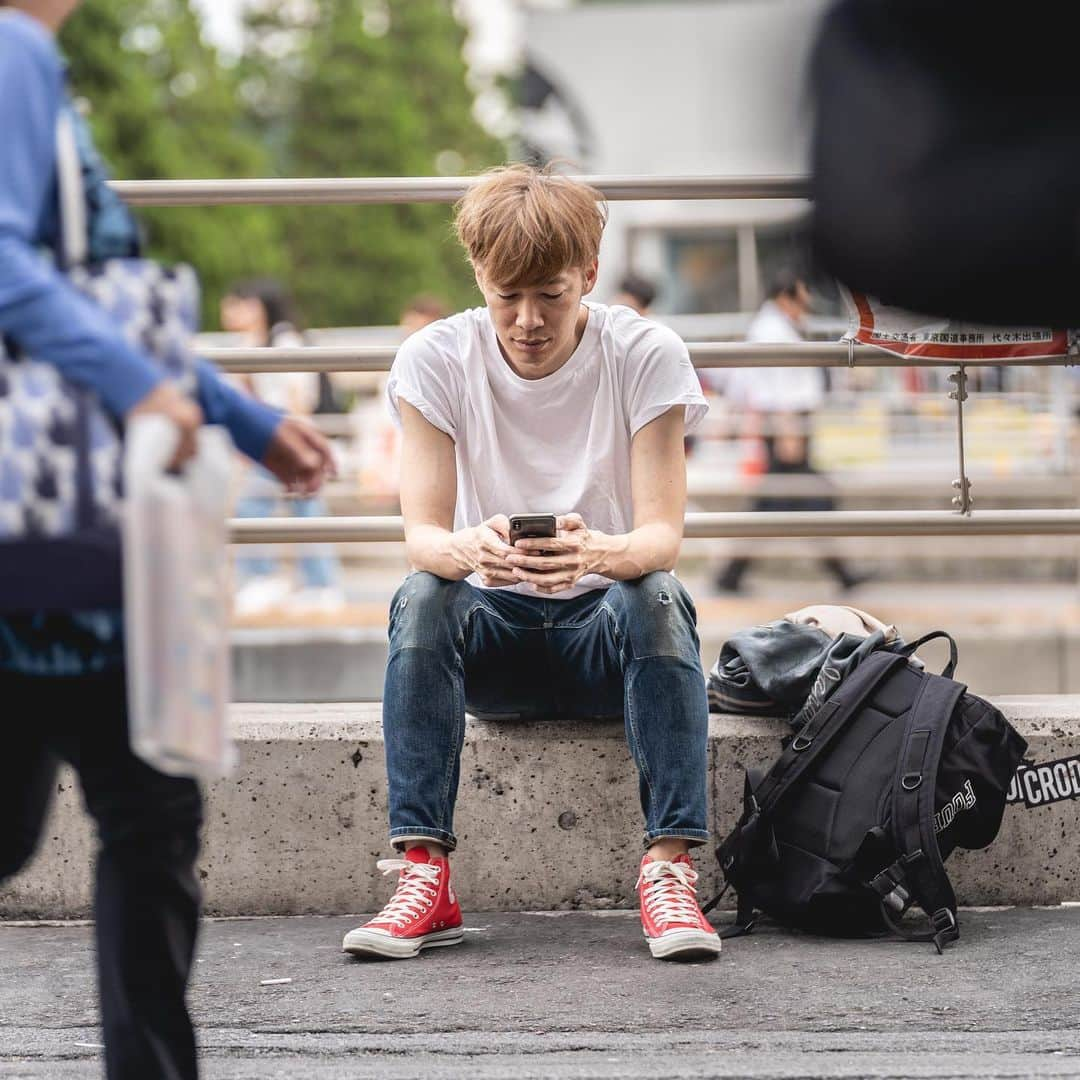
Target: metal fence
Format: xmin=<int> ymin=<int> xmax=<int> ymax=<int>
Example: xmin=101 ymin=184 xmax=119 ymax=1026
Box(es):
xmin=201 ymin=341 xmax=1075 ymax=373
xmin=110 ymin=174 xmax=1079 ymax=543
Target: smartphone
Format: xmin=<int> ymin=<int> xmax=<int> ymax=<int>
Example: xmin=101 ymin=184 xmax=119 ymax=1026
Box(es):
xmin=509 ymin=513 xmax=557 ymax=549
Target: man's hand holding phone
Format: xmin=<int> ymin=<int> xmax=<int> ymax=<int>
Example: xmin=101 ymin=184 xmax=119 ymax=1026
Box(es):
xmin=507 ymin=512 xmax=599 ymax=594
xmin=448 ymin=514 xmax=519 ymax=587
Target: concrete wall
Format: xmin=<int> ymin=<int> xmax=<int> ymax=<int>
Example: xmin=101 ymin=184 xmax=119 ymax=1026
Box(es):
xmin=3 ymin=699 xmax=1078 ymax=919
xmin=230 ymin=627 xmax=1077 ymax=702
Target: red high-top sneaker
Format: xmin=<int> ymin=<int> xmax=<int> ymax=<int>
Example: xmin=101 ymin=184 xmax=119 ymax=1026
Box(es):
xmin=637 ymin=852 xmax=722 ymax=960
xmin=342 ymin=847 xmax=463 ymax=959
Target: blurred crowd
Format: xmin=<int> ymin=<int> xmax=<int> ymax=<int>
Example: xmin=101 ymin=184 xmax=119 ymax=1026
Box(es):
xmin=226 ymin=262 xmax=1061 ymax=614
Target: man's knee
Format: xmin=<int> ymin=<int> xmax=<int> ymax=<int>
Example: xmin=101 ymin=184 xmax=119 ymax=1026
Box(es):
xmin=389 ymin=572 xmax=473 ymax=651
xmin=608 ymin=572 xmax=698 ymax=659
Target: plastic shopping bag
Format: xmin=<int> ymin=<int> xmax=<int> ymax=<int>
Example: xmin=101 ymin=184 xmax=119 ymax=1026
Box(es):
xmin=123 ymin=416 xmax=235 ymax=780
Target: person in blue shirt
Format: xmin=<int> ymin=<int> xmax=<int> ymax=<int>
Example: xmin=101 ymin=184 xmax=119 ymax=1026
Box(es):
xmin=0 ymin=3 xmax=335 ymax=1077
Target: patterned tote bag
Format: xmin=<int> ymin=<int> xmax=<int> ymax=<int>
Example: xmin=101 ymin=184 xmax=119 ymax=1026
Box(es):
xmin=0 ymin=112 xmax=199 ymax=610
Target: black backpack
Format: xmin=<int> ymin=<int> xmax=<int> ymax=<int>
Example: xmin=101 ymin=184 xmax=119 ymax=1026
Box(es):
xmin=706 ymin=633 xmax=1028 ymax=952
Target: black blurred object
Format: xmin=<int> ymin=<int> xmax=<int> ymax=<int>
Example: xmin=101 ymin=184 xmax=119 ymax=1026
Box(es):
xmin=809 ymin=0 xmax=1080 ymax=327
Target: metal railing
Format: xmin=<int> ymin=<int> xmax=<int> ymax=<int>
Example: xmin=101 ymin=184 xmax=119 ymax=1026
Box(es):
xmin=116 ymin=170 xmax=1077 ymax=542
xmin=215 ymin=339 xmax=1077 ymax=541
xmin=203 ymin=341 xmax=1074 ymax=373
xmin=230 ymin=510 xmax=1080 ymax=544
xmin=111 ymin=175 xmax=809 ymax=206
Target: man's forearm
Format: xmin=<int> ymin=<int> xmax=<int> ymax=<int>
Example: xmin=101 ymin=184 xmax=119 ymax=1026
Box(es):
xmin=405 ymin=524 xmax=471 ymax=581
xmin=591 ymin=523 xmax=683 ymax=581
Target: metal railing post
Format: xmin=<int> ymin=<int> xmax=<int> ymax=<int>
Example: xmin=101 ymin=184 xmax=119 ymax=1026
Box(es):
xmin=948 ymin=367 xmax=973 ymax=516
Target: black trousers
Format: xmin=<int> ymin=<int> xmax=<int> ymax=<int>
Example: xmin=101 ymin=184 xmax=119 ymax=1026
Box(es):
xmin=0 ymin=668 xmax=202 ymax=1080
xmin=718 ymin=429 xmax=861 ymax=591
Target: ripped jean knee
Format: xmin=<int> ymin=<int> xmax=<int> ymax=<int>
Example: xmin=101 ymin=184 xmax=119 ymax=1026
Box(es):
xmin=606 ymin=571 xmax=699 ymax=661
xmin=388 ymin=572 xmax=474 ymax=653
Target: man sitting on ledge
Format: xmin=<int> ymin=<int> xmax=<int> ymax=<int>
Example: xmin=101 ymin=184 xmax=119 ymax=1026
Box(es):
xmin=342 ymin=164 xmax=719 ymax=962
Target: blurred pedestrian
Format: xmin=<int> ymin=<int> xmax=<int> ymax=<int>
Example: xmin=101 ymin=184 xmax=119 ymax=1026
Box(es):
xmin=611 ymin=271 xmax=657 ymax=316
xmin=810 ymin=0 xmax=1079 ymax=328
xmin=222 ymin=279 xmax=345 ymax=615
xmin=399 ymin=293 xmax=450 ymax=337
xmin=351 ymin=293 xmax=452 ymax=496
xmin=717 ymin=269 xmax=869 ymax=593
xmin=0 ymin=5 xmax=334 ymax=1078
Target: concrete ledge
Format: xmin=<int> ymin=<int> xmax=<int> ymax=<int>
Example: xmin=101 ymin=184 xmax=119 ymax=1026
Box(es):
xmin=3 ymin=699 xmax=1079 ymax=919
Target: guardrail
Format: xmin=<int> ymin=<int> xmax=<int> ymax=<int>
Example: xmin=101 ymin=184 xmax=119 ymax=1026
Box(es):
xmin=230 ymin=510 xmax=1080 ymax=544
xmin=202 ymin=342 xmax=1071 ymax=373
xmin=116 ymin=170 xmax=1076 ymax=541
xmin=111 ymin=175 xmax=810 ymax=206
xmin=212 ymin=340 xmax=1074 ymax=532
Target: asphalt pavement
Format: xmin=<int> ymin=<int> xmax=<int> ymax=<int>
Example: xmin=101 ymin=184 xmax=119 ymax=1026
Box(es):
xmin=3 ymin=906 xmax=1080 ymax=1078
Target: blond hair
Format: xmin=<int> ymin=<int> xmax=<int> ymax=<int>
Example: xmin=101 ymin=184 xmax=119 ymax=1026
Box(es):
xmin=455 ymin=163 xmax=607 ymax=288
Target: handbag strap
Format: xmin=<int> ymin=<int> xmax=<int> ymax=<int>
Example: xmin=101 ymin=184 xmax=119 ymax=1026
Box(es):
xmin=54 ymin=109 xmax=88 ymax=270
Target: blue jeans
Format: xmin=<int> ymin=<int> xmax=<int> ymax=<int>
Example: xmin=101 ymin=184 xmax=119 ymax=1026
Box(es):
xmin=382 ymin=570 xmax=710 ymax=851
xmin=234 ymin=488 xmax=339 ymax=590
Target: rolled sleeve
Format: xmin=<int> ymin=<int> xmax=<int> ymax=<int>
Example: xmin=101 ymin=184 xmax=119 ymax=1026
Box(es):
xmin=385 ymin=330 xmax=459 ymax=438
xmin=625 ymin=321 xmax=708 ymax=438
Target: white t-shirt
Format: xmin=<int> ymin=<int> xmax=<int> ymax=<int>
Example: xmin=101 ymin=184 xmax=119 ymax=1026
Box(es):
xmin=250 ymin=324 xmax=321 ymax=416
xmin=386 ymin=302 xmax=708 ymax=598
xmin=725 ymin=300 xmax=825 ymax=413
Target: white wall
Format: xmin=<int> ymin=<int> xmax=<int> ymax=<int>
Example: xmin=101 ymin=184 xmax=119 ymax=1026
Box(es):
xmin=522 ymin=0 xmax=828 ymax=302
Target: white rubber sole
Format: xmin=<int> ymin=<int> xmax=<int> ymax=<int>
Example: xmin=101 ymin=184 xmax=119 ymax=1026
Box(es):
xmin=342 ymin=925 xmax=464 ymax=960
xmin=646 ymin=928 xmax=723 ymax=960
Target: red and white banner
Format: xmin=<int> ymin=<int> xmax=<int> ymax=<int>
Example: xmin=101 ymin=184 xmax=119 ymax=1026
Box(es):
xmin=841 ymin=288 xmax=1074 ymax=361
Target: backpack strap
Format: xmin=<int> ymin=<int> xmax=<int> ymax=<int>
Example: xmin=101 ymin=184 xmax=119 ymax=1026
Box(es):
xmin=752 ymin=649 xmax=910 ymax=818
xmin=55 ymin=109 xmax=89 ymax=270
xmin=719 ymin=893 xmax=758 ymax=939
xmin=884 ymin=673 xmax=967 ymax=953
xmin=895 ymin=631 xmax=958 ymax=678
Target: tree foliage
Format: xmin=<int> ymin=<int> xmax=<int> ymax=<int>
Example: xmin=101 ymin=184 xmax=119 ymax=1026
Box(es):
xmin=61 ymin=0 xmax=506 ymax=330
xmin=60 ymin=0 xmax=285 ymax=327
xmin=268 ymin=0 xmax=504 ymax=327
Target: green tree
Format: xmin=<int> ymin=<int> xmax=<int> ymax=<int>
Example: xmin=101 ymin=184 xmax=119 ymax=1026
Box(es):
xmin=60 ymin=0 xmax=285 ymax=326
xmin=277 ymin=0 xmax=505 ymax=327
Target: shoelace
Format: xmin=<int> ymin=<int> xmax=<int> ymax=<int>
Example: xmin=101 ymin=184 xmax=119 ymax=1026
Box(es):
xmin=636 ymin=860 xmax=702 ymax=929
xmin=372 ymin=859 xmax=441 ymax=928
